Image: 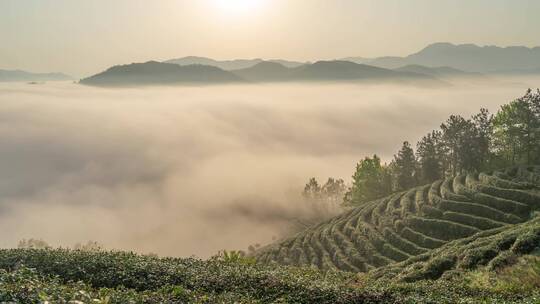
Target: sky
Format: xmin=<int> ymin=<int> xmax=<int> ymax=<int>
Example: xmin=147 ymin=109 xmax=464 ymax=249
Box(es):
xmin=1 ymin=0 xmax=540 ymax=77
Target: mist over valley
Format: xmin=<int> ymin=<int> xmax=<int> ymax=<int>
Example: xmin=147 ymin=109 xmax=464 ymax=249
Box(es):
xmin=0 ymin=77 xmax=536 ymax=257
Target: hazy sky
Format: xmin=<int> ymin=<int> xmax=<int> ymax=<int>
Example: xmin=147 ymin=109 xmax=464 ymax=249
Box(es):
xmin=2 ymin=0 xmax=540 ymax=76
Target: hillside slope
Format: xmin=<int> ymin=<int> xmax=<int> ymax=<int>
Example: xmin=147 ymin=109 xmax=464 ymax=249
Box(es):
xmin=255 ymin=166 xmax=540 ymax=280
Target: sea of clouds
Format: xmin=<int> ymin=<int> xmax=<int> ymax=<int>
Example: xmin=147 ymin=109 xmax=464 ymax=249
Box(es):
xmin=0 ymin=77 xmax=536 ymax=257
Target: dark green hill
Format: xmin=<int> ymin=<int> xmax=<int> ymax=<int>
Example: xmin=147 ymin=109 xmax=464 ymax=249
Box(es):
xmin=255 ymin=166 xmax=540 ymax=281
xmin=80 ymin=61 xmax=244 ymax=86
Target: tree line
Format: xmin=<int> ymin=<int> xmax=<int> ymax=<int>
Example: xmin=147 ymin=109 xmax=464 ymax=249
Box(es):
xmin=305 ymin=89 xmax=540 ymax=206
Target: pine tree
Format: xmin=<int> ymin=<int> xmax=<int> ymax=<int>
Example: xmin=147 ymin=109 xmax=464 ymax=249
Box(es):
xmin=416 ymin=131 xmax=443 ymax=183
xmin=303 ymin=177 xmax=321 ymax=200
xmin=393 ymin=141 xmax=417 ymax=190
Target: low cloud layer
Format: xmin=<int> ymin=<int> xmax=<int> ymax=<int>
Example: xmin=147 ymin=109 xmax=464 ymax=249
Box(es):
xmin=0 ymin=78 xmax=536 ymax=257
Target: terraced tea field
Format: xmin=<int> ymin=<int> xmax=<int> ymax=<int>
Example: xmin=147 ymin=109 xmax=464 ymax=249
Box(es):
xmin=255 ymin=166 xmax=540 ymax=280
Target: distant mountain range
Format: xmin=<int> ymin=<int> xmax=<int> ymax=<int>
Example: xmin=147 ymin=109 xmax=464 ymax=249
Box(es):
xmin=164 ymin=43 xmax=540 ymax=75
xmin=0 ymin=69 xmax=72 ymax=82
xmin=64 ymin=42 xmax=540 ymax=87
xmin=355 ymin=43 xmax=540 ymax=73
xmin=234 ymin=60 xmax=437 ymax=82
xmin=164 ymin=56 xmax=305 ymax=70
xmin=80 ymin=60 xmax=439 ymax=87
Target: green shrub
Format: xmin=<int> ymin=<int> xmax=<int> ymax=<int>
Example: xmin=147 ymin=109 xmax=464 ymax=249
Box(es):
xmin=215 ymin=250 xmax=257 ymax=265
xmin=452 ymin=175 xmax=475 ymax=198
xmin=0 ymin=249 xmax=395 ymax=304
xmin=494 ymin=234 xmax=517 ymax=251
xmin=362 ymin=224 xmax=409 ymax=262
xmin=441 ymin=178 xmax=470 ymax=202
xmin=428 ymin=180 xmax=443 ymax=205
xmin=477 ymin=184 xmax=540 ymax=210
xmin=405 ymin=216 xmax=480 ymax=241
xmin=400 ymin=254 xmax=456 ymax=281
xmin=414 ymin=185 xmax=430 ymax=209
xmin=420 ymin=204 xmax=444 ymax=218
xmin=479 ymin=173 xmax=532 ymax=190
xmin=488 ymin=251 xmax=518 ymax=271
xmin=438 ymin=199 xmax=522 ymax=224
xmin=511 ymin=227 xmax=540 ymax=254
xmin=472 ymin=192 xmax=530 ymax=218
xmin=400 ymin=227 xmax=446 ymax=249
xmin=442 ymin=211 xmax=506 ymax=230
xmin=400 ymin=189 xmax=417 ymax=215
xmin=422 ymin=254 xmax=457 ymax=280
xmin=459 ymin=245 xmax=499 ymax=269
xmin=383 ymin=228 xmax=427 ymax=255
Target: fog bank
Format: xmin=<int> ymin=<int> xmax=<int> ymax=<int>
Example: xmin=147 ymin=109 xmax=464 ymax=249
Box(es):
xmin=0 ymin=78 xmax=537 ymax=257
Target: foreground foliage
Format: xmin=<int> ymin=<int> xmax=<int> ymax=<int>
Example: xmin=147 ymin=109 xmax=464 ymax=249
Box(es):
xmin=0 ymin=248 xmax=390 ymax=303
xmin=0 ymin=249 xmax=539 ymax=303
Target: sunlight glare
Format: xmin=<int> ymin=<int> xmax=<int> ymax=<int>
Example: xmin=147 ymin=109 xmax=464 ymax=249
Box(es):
xmin=212 ymin=0 xmax=267 ymax=15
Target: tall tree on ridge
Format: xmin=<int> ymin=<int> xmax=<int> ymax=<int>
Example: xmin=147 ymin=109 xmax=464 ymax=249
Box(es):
xmin=393 ymin=141 xmax=417 ymax=190
xmin=345 ymin=155 xmax=391 ymax=204
xmin=493 ymin=89 xmax=540 ymax=165
xmin=417 ymin=131 xmax=443 ymax=183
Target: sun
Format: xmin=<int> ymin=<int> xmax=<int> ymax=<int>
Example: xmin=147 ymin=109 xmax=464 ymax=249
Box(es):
xmin=212 ymin=0 xmax=267 ymax=15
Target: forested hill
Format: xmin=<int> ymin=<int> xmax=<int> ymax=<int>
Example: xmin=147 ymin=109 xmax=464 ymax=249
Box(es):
xmin=79 ymin=61 xmax=243 ymax=86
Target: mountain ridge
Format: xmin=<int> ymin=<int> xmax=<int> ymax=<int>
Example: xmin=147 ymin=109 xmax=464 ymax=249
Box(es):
xmin=80 ymin=60 xmax=440 ymax=86
xmin=80 ymin=61 xmax=244 ymax=86
xmin=365 ymin=42 xmax=540 ymax=72
xmin=0 ymin=69 xmax=73 ymax=82
xmin=165 ymin=56 xmax=306 ymax=70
